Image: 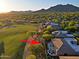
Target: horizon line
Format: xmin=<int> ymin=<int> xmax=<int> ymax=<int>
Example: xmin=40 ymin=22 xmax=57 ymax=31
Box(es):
xmin=0 ymin=4 xmax=79 ymax=13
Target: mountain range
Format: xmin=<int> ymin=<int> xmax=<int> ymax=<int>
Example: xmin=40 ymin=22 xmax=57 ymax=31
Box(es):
xmin=10 ymin=4 xmax=79 ymax=13
xmin=37 ymin=4 xmax=79 ymax=12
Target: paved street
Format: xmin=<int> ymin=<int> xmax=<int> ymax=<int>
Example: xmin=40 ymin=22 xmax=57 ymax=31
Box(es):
xmin=60 ymin=56 xmax=79 ymax=59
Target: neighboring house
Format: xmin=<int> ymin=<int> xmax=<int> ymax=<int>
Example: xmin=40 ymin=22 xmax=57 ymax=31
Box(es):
xmin=47 ymin=42 xmax=56 ymax=56
xmin=45 ymin=22 xmax=62 ymax=30
xmin=30 ymin=21 xmax=38 ymax=23
xmin=41 ymin=22 xmax=61 ymax=30
xmin=50 ymin=31 xmax=79 ymax=56
xmin=2 ymin=20 xmax=13 ymax=25
xmin=52 ymin=30 xmax=68 ymax=37
xmin=59 ymin=37 xmax=79 ymax=55
xmin=43 ymin=22 xmax=79 ymax=56
xmin=15 ymin=19 xmax=29 ymax=24
xmin=52 ymin=38 xmax=63 ymax=55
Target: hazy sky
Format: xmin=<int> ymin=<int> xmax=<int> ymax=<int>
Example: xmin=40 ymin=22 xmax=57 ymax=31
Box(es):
xmin=0 ymin=0 xmax=79 ymax=12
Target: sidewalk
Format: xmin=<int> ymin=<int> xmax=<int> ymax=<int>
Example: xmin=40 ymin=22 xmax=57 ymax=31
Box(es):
xmin=60 ymin=56 xmax=79 ymax=59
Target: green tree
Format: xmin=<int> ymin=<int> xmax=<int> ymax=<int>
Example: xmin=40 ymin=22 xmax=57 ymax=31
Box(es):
xmin=46 ymin=25 xmax=53 ymax=31
xmin=45 ymin=25 xmax=56 ymax=32
xmin=42 ymin=34 xmax=53 ymax=42
xmin=43 ymin=31 xmax=50 ymax=34
xmin=68 ymin=21 xmax=76 ymax=26
xmin=61 ymin=21 xmax=69 ymax=30
xmin=52 ymin=19 xmax=59 ymax=23
xmin=76 ymin=38 xmax=79 ymax=45
xmin=29 ymin=44 xmax=45 ymax=59
xmin=65 ymin=26 xmax=77 ymax=32
xmin=26 ymin=55 xmax=36 ymax=59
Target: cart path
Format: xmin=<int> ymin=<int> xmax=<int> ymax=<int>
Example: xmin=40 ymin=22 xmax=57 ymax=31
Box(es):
xmin=23 ymin=34 xmax=41 ymax=59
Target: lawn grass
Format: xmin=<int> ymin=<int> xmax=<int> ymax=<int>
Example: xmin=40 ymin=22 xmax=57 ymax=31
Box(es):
xmin=0 ymin=24 xmax=38 ymax=59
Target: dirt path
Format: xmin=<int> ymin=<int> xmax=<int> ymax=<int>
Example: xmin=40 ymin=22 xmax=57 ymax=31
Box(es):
xmin=23 ymin=37 xmax=33 ymax=59
xmin=23 ymin=34 xmax=39 ymax=59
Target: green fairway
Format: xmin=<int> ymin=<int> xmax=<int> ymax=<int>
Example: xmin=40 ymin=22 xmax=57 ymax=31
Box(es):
xmin=0 ymin=24 xmax=38 ymax=59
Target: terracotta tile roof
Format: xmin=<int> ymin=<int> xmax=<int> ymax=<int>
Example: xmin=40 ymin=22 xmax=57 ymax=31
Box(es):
xmin=52 ymin=38 xmax=63 ymax=51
